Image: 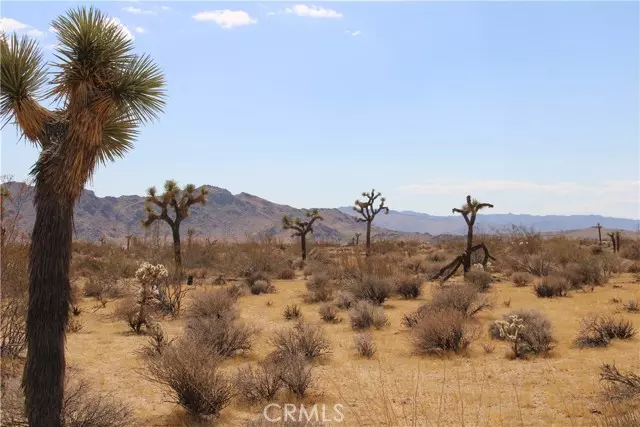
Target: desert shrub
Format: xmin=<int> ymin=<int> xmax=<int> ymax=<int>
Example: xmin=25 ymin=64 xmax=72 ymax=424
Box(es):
xmin=234 ymin=361 xmax=283 ymax=404
xmin=430 ymin=284 xmax=490 ymax=317
xmin=333 ymin=291 xmax=356 ymax=310
xmin=66 ymin=318 xmax=84 ymax=333
xmin=511 ymin=272 xmax=534 ymax=287
xmin=114 ymin=296 xmax=154 ymax=334
xmin=2 ymin=376 xmax=134 ymax=427
xmin=83 ymin=276 xmax=126 ymax=300
xmin=245 ymin=270 xmax=271 ymax=287
xmin=410 ymin=309 xmax=478 ymax=356
xmin=489 ymin=309 xmax=555 ymax=357
xmin=465 ymin=269 xmax=492 ymax=291
xmin=346 ymin=275 xmax=394 ymax=305
xmin=624 ymin=299 xmax=639 ymax=313
xmin=139 ymin=324 xmax=174 ymax=357
xmin=283 ymin=304 xmax=302 ymax=321
xmin=354 ymin=332 xmax=376 ymax=358
xmin=624 ymin=260 xmax=640 ymax=274
xmin=533 ymin=275 xmax=569 ymax=298
xmin=429 ymin=250 xmax=448 ymax=262
xmin=514 ymin=252 xmax=555 ymax=277
xmin=600 ymin=363 xmax=640 ymax=401
xmin=144 ymin=340 xmax=234 ymax=418
xmin=250 ymin=279 xmax=276 ymax=295
xmin=305 ymin=273 xmax=334 ymax=303
xmin=226 ymin=283 xmax=248 ymax=299
xmin=270 ymin=352 xmax=314 ymax=398
xmin=349 ymin=300 xmax=389 ymax=330
xmin=394 ymin=274 xmax=422 ymax=299
xmin=188 ymin=289 xmax=238 ymax=320
xmin=620 ymin=240 xmax=640 ymax=261
xmin=276 ymin=267 xmax=296 ymax=280
xmin=575 ymin=315 xmax=636 ymax=348
xmin=318 ymin=303 xmax=340 ymax=323
xmin=560 ymin=260 xmax=606 ymax=289
xmin=402 ymin=304 xmax=429 ymax=329
xmin=269 ymin=321 xmax=331 ymax=360
xmin=0 ymin=296 xmax=27 ymax=358
xmin=185 ymin=316 xmax=256 ymax=358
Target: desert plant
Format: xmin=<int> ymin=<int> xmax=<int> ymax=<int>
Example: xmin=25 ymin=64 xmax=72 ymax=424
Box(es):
xmin=347 ymin=275 xmax=393 ymax=305
xmin=139 ymin=324 xmax=174 ymax=357
xmin=305 ymin=273 xmax=334 ymax=303
xmin=269 ymin=320 xmax=332 ymax=360
xmin=143 ymin=339 xmax=234 ymax=418
xmin=276 ymin=267 xmax=296 ymax=280
xmin=333 ymin=290 xmax=356 ymax=310
xmin=511 ymin=271 xmax=534 ymax=287
xmin=318 ymin=303 xmax=341 ymax=323
xmin=250 ymin=279 xmax=276 ymax=295
xmin=575 ymin=315 xmax=636 ymax=348
xmin=185 ymin=316 xmax=256 ymax=358
xmin=281 ymin=209 xmax=323 ymax=262
xmin=494 ymin=315 xmax=525 ymax=358
xmin=431 ymin=195 xmax=495 ymax=282
xmin=353 ymin=189 xmax=390 ymax=256
xmin=465 ymin=268 xmax=492 ymax=291
xmin=624 ymin=299 xmax=639 ymax=313
xmin=1 ymin=10 xmax=166 ymax=421
xmin=188 ymin=289 xmax=238 ymax=320
xmin=0 ymin=296 xmax=27 ymax=358
xmin=348 ymin=300 xmax=389 ymax=330
xmin=489 ymin=309 xmax=555 ymax=356
xmin=533 ymin=275 xmax=569 ymax=297
xmin=142 ymin=180 xmax=207 ymax=278
xmin=234 ymin=360 xmax=283 ymax=404
xmin=283 ymin=304 xmax=302 ymax=321
xmin=270 ymin=352 xmax=314 ymax=398
xmin=600 ymin=363 xmax=640 ymax=400
xmin=411 ymin=309 xmax=478 ymax=356
xmin=354 ymin=332 xmax=376 ymax=358
xmin=394 ymin=274 xmax=422 ymax=299
xmin=114 ymin=296 xmax=153 ymax=334
xmin=430 ymin=284 xmax=490 ymax=317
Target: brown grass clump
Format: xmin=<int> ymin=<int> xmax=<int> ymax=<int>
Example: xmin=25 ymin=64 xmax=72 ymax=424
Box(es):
xmin=354 ymin=332 xmax=376 ymax=358
xmin=245 ymin=271 xmax=276 ymax=294
xmin=430 ymin=284 xmax=490 ymax=317
xmin=348 ymin=300 xmax=390 ymax=330
xmin=269 ymin=320 xmax=332 ymax=361
xmin=318 ymin=303 xmax=341 ymax=323
xmin=488 ymin=309 xmax=555 ymax=357
xmin=465 ymin=269 xmax=492 ymax=291
xmin=575 ymin=315 xmax=636 ymax=348
xmin=394 ymin=274 xmax=422 ymax=299
xmin=511 ymin=271 xmax=534 ymax=287
xmin=276 ymin=267 xmax=296 ymax=280
xmin=143 ymin=340 xmax=234 ymax=418
xmin=533 ymin=275 xmax=569 ymax=298
xmin=188 ymin=288 xmax=238 ymax=320
xmin=185 ymin=315 xmax=256 ymax=358
xmin=600 ymin=363 xmax=640 ymax=401
xmin=346 ymin=275 xmax=394 ymax=305
xmin=333 ymin=290 xmax=356 ymax=310
xmin=305 ymin=273 xmax=334 ymax=303
xmin=410 ymin=309 xmax=478 ymax=356
xmin=283 ymin=304 xmax=302 ymax=321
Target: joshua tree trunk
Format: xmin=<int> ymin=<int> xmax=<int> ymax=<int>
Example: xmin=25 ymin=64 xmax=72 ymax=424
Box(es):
xmin=301 ymin=235 xmax=307 ymax=261
xmin=463 ymin=221 xmax=475 ymax=273
xmin=171 ymin=225 xmax=182 ymax=279
xmin=24 ymin=185 xmax=73 ymax=427
xmin=365 ymin=222 xmax=372 ymax=256
xmin=596 ymin=223 xmax=602 ymax=244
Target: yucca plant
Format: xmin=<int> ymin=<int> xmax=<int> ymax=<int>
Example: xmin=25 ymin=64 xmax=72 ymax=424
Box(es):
xmin=281 ymin=209 xmax=323 ymax=262
xmin=1 ymin=7 xmax=166 ymax=426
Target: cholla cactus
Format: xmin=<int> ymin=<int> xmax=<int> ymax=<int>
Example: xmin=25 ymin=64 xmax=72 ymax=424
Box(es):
xmin=135 ymin=262 xmax=168 ymax=287
xmin=494 ymin=315 xmax=525 ymax=358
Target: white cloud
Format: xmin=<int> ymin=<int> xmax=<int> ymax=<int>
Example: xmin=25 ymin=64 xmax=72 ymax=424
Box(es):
xmin=192 ymin=10 xmax=257 ymax=29
xmin=346 ymin=29 xmax=361 ymax=36
xmin=122 ymin=6 xmax=156 ymax=15
xmin=48 ymin=26 xmax=58 ymax=34
xmin=267 ymin=11 xmax=276 ymax=17
xmin=285 ymin=5 xmax=343 ymax=19
xmin=26 ymin=28 xmax=44 ymax=38
xmin=134 ymin=26 xmax=146 ymax=34
xmin=0 ymin=17 xmax=29 ymax=32
xmin=160 ymin=6 xmax=171 ymax=11
xmin=398 ymin=180 xmax=640 ymax=196
xmin=107 ymin=17 xmax=134 ymax=41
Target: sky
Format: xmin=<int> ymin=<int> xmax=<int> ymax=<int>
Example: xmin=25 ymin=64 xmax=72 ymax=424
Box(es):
xmin=1 ymin=1 xmax=639 ymax=219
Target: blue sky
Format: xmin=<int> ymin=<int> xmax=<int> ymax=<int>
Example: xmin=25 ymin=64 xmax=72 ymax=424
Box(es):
xmin=1 ymin=1 xmax=639 ymax=218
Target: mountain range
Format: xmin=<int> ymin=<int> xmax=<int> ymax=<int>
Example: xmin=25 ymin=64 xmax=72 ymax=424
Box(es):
xmin=2 ymin=181 xmax=638 ymax=243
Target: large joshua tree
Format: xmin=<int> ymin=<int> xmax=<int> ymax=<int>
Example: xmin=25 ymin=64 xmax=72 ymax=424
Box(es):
xmin=282 ymin=209 xmax=323 ymax=262
xmin=0 ymin=7 xmax=166 ymax=426
xmin=353 ymin=189 xmax=389 ymax=256
xmin=142 ymin=180 xmax=208 ymax=277
xmin=431 ymin=195 xmax=496 ymax=282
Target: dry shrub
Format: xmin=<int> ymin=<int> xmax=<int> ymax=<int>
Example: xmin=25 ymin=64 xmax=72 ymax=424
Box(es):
xmin=488 ymin=309 xmax=555 ymax=357
xmin=410 ymin=309 xmax=478 ymax=356
xmin=234 ymin=361 xmax=283 ymax=404
xmin=560 ymin=260 xmax=606 ymax=289
xmin=430 ymin=284 xmax=490 ymax=317
xmin=346 ymin=275 xmax=394 ymax=305
xmin=402 ymin=304 xmax=428 ymax=329
xmin=354 ymin=332 xmax=376 ymax=358
xmin=349 ymin=300 xmax=389 ymax=330
xmin=625 ymin=260 xmax=640 ymax=274
xmin=270 ymin=352 xmax=314 ymax=398
xmin=83 ymin=276 xmax=126 ymax=300
xmin=276 ymin=267 xmax=296 ymax=280
xmin=305 ymin=273 xmax=334 ymax=303
xmin=114 ymin=296 xmax=153 ymax=334
xmin=1 ymin=376 xmax=134 ymax=427
xmin=185 ymin=316 xmax=256 ymax=358
xmin=465 ymin=269 xmax=492 ymax=291
xmin=250 ymin=279 xmax=276 ymax=295
xmin=139 ymin=324 xmax=174 ymax=357
xmin=429 ymin=250 xmax=448 ymax=262
xmin=575 ymin=315 xmax=636 ymax=348
xmin=318 ymin=303 xmax=340 ymax=323
xmin=624 ymin=299 xmax=639 ymax=313
xmin=620 ymin=240 xmax=640 ymax=261
xmin=188 ymin=289 xmax=238 ymax=320
xmin=269 ymin=320 xmax=331 ymax=360
xmin=533 ymin=275 xmax=569 ymax=298
xmin=394 ymin=274 xmax=422 ymax=299
xmin=333 ymin=290 xmax=356 ymax=310
xmin=283 ymin=304 xmax=302 ymax=321
xmin=511 ymin=271 xmax=534 ymax=287
xmin=226 ymin=283 xmax=248 ymax=299
xmin=600 ymin=363 xmax=640 ymax=401
xmin=0 ymin=296 xmax=27 ymax=358
xmin=66 ymin=318 xmax=84 ymax=333
xmin=514 ymin=252 xmax=555 ymax=277
xmin=144 ymin=340 xmax=234 ymax=418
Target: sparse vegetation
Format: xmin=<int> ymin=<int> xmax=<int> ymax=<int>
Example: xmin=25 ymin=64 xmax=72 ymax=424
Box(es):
xmin=511 ymin=271 xmax=534 ymax=287
xmin=281 ymin=209 xmax=324 ymax=262
xmin=346 ymin=274 xmax=394 ymax=305
xmin=533 ymin=275 xmax=569 ymax=298
xmin=349 ymin=300 xmax=390 ymax=330
xmin=489 ymin=309 xmax=555 ymax=357
xmin=575 ymin=315 xmax=636 ymax=348
xmin=283 ymin=304 xmax=302 ymax=320
xmin=269 ymin=320 xmax=332 ymax=361
xmin=394 ymin=274 xmax=423 ymax=299
xmin=353 ymin=189 xmax=390 ymax=256
xmin=318 ymin=303 xmax=341 ymax=323
xmin=411 ymin=309 xmax=479 ymax=356
xmin=354 ymin=332 xmax=376 ymax=358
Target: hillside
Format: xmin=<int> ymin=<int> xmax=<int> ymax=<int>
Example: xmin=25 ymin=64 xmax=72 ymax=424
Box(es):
xmin=1 ymin=182 xmax=432 ymax=243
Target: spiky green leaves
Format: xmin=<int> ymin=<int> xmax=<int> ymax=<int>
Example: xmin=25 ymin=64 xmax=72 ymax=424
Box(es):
xmin=0 ymin=32 xmax=49 ymax=141
xmin=143 ymin=180 xmax=207 ymax=229
xmin=354 ymin=189 xmax=388 ymax=222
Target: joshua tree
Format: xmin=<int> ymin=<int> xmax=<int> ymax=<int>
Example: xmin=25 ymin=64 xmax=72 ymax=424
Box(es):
xmin=126 ymin=234 xmax=134 ymax=251
xmin=0 ymin=7 xmax=166 ymax=426
xmin=142 ymin=180 xmax=207 ymax=277
xmin=431 ymin=195 xmax=496 ymax=282
xmin=187 ymin=227 xmax=196 ymax=251
xmin=608 ymin=231 xmax=621 ymax=253
xmin=354 ymin=232 xmax=361 ymax=246
xmin=353 ymin=189 xmax=389 ymax=256
xmin=282 ymin=209 xmax=323 ymax=262
xmin=595 ymin=223 xmax=603 ymax=244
